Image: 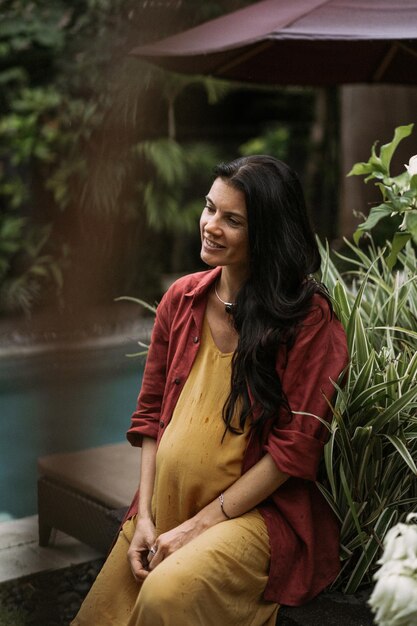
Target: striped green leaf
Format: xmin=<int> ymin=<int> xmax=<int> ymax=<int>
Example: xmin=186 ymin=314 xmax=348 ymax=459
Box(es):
xmin=383 ymin=434 xmax=417 ymax=474
xmin=344 ymin=508 xmax=398 ymax=593
xmin=371 ymin=384 xmax=417 ymax=432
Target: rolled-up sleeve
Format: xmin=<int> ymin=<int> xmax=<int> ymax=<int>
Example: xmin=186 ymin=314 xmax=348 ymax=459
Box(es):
xmin=126 ymin=292 xmax=170 ymax=447
xmin=264 ymin=302 xmax=348 ymax=481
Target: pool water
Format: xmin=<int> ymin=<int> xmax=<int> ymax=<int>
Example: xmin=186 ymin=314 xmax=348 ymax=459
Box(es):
xmin=0 ymin=341 xmax=144 ymax=519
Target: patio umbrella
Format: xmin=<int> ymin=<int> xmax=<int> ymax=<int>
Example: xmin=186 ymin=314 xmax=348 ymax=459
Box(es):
xmin=130 ymin=0 xmax=417 ymax=85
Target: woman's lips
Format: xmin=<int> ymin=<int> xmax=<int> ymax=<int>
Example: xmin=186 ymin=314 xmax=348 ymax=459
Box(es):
xmin=203 ymin=237 xmax=225 ymax=250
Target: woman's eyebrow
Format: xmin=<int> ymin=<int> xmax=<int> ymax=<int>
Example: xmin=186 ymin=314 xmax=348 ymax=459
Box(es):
xmin=205 ymin=195 xmax=247 ymax=222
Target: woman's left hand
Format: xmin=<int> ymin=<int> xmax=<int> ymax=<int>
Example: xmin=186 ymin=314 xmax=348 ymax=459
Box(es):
xmin=148 ymin=518 xmax=204 ymax=570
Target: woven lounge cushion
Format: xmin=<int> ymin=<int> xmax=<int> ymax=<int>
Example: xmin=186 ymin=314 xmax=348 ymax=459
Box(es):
xmin=37 ymin=443 xmax=140 ymax=509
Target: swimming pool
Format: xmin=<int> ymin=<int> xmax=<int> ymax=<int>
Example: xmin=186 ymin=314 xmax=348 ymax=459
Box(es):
xmin=0 ymin=338 xmax=145 ymax=519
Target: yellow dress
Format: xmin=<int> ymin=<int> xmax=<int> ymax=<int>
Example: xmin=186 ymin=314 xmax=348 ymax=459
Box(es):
xmin=72 ymin=316 xmax=279 ymax=626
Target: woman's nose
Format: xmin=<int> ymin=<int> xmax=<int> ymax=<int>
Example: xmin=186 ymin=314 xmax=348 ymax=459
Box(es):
xmin=205 ymin=214 xmax=222 ymax=235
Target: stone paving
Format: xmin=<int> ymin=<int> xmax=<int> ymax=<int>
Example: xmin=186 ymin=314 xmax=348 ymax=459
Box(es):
xmin=0 ymin=515 xmax=101 ymax=583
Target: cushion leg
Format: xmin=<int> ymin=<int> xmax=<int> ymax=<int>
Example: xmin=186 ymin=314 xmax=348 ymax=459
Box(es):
xmin=38 ymin=519 xmax=53 ymax=547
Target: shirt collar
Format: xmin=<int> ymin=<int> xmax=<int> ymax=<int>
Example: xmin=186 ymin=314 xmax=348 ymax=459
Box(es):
xmin=185 ymin=266 xmax=221 ymax=299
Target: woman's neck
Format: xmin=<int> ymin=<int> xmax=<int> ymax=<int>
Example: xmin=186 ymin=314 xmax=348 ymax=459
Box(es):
xmin=217 ymin=267 xmax=247 ymax=302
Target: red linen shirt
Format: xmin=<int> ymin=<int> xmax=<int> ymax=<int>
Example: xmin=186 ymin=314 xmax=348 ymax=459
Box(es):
xmin=126 ymin=267 xmax=349 ymax=606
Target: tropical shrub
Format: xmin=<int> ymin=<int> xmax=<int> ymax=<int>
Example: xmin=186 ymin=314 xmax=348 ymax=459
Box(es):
xmin=316 ymin=126 xmax=417 ymax=592
xmin=318 ymin=237 xmax=417 ymax=592
xmin=349 ymin=123 xmax=417 ymax=267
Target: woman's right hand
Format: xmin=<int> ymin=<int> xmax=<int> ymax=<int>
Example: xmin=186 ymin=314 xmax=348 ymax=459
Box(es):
xmin=127 ymin=517 xmax=157 ymax=583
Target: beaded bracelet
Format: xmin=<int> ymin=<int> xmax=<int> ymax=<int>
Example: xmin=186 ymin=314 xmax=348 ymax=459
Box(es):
xmin=218 ymin=492 xmax=232 ymax=520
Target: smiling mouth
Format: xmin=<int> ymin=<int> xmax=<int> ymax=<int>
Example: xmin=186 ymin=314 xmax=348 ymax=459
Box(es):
xmin=204 ymin=237 xmax=225 ymax=250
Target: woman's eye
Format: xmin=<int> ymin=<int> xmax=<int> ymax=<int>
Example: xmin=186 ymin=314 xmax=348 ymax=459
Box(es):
xmin=205 ymin=205 xmax=215 ymax=213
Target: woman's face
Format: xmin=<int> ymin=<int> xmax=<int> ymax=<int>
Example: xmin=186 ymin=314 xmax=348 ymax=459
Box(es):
xmin=200 ymin=177 xmax=249 ymax=274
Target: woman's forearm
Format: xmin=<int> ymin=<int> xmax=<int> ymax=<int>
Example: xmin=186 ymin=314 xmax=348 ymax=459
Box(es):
xmin=194 ymin=453 xmax=288 ymax=529
xmin=137 ymin=436 xmax=157 ymax=520
xmin=146 ymin=453 xmax=288 ymax=571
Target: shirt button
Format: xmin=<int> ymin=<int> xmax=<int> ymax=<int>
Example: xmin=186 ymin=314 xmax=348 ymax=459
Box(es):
xmin=193 ymin=336 xmax=199 ymax=343
xmin=174 ymin=377 xmax=181 ymax=385
xmin=159 ymin=420 xmax=164 ymax=428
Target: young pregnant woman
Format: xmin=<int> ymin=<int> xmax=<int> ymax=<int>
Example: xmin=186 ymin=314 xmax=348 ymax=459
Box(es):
xmin=72 ymin=155 xmax=349 ymax=625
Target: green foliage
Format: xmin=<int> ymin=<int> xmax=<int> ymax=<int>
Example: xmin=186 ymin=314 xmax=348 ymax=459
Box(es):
xmin=0 ymin=79 xmax=68 ymax=313
xmin=240 ymin=125 xmax=289 ymax=161
xmin=0 ymin=1 xmax=83 ymax=313
xmin=0 ymin=89 xmax=85 ymax=313
xmin=349 ymin=124 xmax=417 ymax=267
xmin=0 ymin=214 xmax=66 ymax=314
xmin=0 ymin=1 xmax=67 ymax=61
xmin=0 ymin=0 xmax=235 ymax=313
xmin=134 ymin=139 xmax=221 ymax=232
xmin=317 ymin=238 xmax=417 ymax=592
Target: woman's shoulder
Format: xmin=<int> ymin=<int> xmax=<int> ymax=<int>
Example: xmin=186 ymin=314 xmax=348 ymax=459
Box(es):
xmin=305 ymin=291 xmax=333 ymax=324
xmin=162 ymin=268 xmax=218 ymax=303
xmin=293 ymin=290 xmax=330 ymax=327
xmin=285 ymin=292 xmax=347 ymax=363
xmin=300 ymin=291 xmax=346 ymax=338
xmin=300 ymin=291 xmax=347 ymax=345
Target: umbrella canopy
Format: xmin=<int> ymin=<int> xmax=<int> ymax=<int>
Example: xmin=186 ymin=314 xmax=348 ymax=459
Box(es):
xmin=130 ymin=0 xmax=417 ymax=85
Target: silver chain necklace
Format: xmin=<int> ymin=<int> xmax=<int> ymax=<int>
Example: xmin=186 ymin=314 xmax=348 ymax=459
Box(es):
xmin=214 ymin=282 xmax=236 ymax=314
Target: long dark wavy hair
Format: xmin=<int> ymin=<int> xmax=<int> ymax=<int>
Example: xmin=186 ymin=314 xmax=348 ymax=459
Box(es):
xmin=214 ymin=155 xmax=331 ymax=434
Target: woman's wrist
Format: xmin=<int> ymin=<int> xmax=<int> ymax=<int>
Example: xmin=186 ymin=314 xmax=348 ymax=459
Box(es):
xmin=193 ymin=494 xmax=232 ymax=530
xmin=138 ymin=498 xmax=153 ymax=521
xmin=218 ymin=492 xmax=233 ymax=520
xmin=136 ymin=507 xmax=155 ymax=525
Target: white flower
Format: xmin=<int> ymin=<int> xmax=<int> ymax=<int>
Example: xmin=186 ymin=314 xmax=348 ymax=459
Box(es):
xmin=381 ymin=522 xmax=417 ymax=563
xmin=370 ymin=569 xmax=417 ymax=626
xmin=405 ymin=154 xmax=417 ymax=176
xmin=369 ymin=515 xmax=417 ymax=626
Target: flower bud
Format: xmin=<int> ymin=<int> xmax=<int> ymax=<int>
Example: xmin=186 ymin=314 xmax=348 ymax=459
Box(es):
xmin=405 ymin=155 xmax=417 ymax=176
